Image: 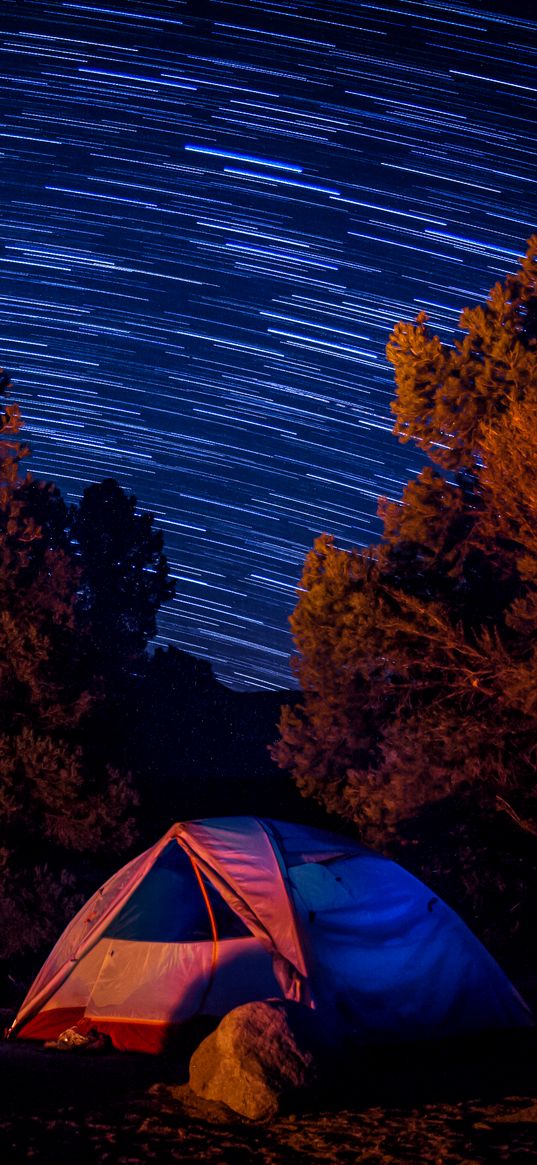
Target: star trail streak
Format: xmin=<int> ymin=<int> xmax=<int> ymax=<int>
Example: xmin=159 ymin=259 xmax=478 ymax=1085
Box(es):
xmin=0 ymin=0 xmax=535 ymax=689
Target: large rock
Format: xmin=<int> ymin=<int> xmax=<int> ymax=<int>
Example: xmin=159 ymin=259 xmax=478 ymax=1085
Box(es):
xmin=188 ymin=999 xmax=322 ymax=1120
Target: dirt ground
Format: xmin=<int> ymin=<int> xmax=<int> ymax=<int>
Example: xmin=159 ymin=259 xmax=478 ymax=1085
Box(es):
xmin=1 ymin=1018 xmax=537 ymax=1165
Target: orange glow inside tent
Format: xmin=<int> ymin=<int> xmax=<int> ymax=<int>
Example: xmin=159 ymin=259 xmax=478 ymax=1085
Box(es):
xmin=9 ymin=818 xmax=533 ymax=1053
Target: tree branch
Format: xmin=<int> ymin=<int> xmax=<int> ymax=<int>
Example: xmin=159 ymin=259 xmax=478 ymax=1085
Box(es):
xmin=496 ymin=794 xmax=537 ymax=840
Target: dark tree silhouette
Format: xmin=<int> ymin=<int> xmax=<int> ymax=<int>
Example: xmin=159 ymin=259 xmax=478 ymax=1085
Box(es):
xmin=0 ymin=376 xmax=136 ymax=972
xmin=71 ymin=478 xmax=174 ymax=675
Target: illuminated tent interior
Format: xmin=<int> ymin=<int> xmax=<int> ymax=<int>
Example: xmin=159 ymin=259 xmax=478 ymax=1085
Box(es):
xmin=9 ymin=817 xmax=532 ymax=1053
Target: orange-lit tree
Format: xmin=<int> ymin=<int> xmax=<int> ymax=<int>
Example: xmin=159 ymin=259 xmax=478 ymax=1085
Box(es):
xmin=0 ymin=371 xmax=136 ymax=973
xmin=273 ymin=239 xmax=537 ymax=954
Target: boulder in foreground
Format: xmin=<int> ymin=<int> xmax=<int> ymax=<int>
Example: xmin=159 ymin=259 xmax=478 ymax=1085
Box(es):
xmin=188 ymin=999 xmax=322 ymax=1120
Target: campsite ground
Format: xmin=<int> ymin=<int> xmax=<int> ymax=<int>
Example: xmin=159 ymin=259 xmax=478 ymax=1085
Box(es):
xmin=1 ymin=1011 xmax=537 ymax=1164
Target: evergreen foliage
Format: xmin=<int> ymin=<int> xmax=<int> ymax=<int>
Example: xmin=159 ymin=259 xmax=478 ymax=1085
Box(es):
xmin=0 ymin=372 xmax=137 ymax=968
xmin=0 ymin=370 xmax=292 ymax=988
xmin=273 ymin=239 xmax=537 ymax=963
xmin=71 ymin=478 xmax=174 ymax=673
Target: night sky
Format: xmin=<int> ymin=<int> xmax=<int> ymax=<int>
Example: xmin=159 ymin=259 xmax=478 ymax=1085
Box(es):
xmin=1 ymin=0 xmax=535 ymax=691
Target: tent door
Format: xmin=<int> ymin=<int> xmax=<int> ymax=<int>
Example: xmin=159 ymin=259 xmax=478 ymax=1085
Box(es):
xmin=83 ymin=937 xmax=215 ymax=1026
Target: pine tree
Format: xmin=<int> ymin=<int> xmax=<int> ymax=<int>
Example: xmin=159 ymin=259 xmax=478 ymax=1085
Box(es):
xmin=71 ymin=477 xmax=174 ymax=675
xmin=0 ymin=372 xmax=136 ymax=971
xmin=273 ymin=239 xmax=537 ymax=964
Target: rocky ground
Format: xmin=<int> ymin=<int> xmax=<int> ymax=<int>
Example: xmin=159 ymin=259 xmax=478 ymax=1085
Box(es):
xmin=1 ymin=1016 xmax=537 ymax=1164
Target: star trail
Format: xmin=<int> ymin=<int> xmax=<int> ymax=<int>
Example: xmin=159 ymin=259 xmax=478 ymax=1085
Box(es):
xmin=1 ymin=0 xmax=535 ymax=689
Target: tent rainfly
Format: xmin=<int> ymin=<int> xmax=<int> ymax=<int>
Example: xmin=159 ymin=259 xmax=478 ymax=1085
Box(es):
xmin=8 ymin=817 xmax=532 ymax=1053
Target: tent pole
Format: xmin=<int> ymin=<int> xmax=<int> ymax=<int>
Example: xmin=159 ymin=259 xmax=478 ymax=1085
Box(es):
xmin=188 ymin=857 xmax=219 ymax=1017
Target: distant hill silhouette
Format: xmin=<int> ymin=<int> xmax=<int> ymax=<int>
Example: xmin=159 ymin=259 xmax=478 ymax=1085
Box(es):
xmin=92 ymin=646 xmax=321 ymax=843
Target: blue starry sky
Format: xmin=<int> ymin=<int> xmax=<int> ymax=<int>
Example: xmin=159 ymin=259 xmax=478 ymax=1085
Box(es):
xmin=1 ymin=0 xmax=535 ymax=690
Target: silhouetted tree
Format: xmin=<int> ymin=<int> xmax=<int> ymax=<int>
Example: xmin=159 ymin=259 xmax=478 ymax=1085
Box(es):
xmin=71 ymin=478 xmax=174 ymax=675
xmin=0 ymin=374 xmax=136 ymax=971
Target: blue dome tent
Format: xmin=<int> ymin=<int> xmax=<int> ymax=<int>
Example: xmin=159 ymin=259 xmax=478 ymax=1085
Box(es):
xmin=9 ymin=817 xmax=532 ymax=1053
